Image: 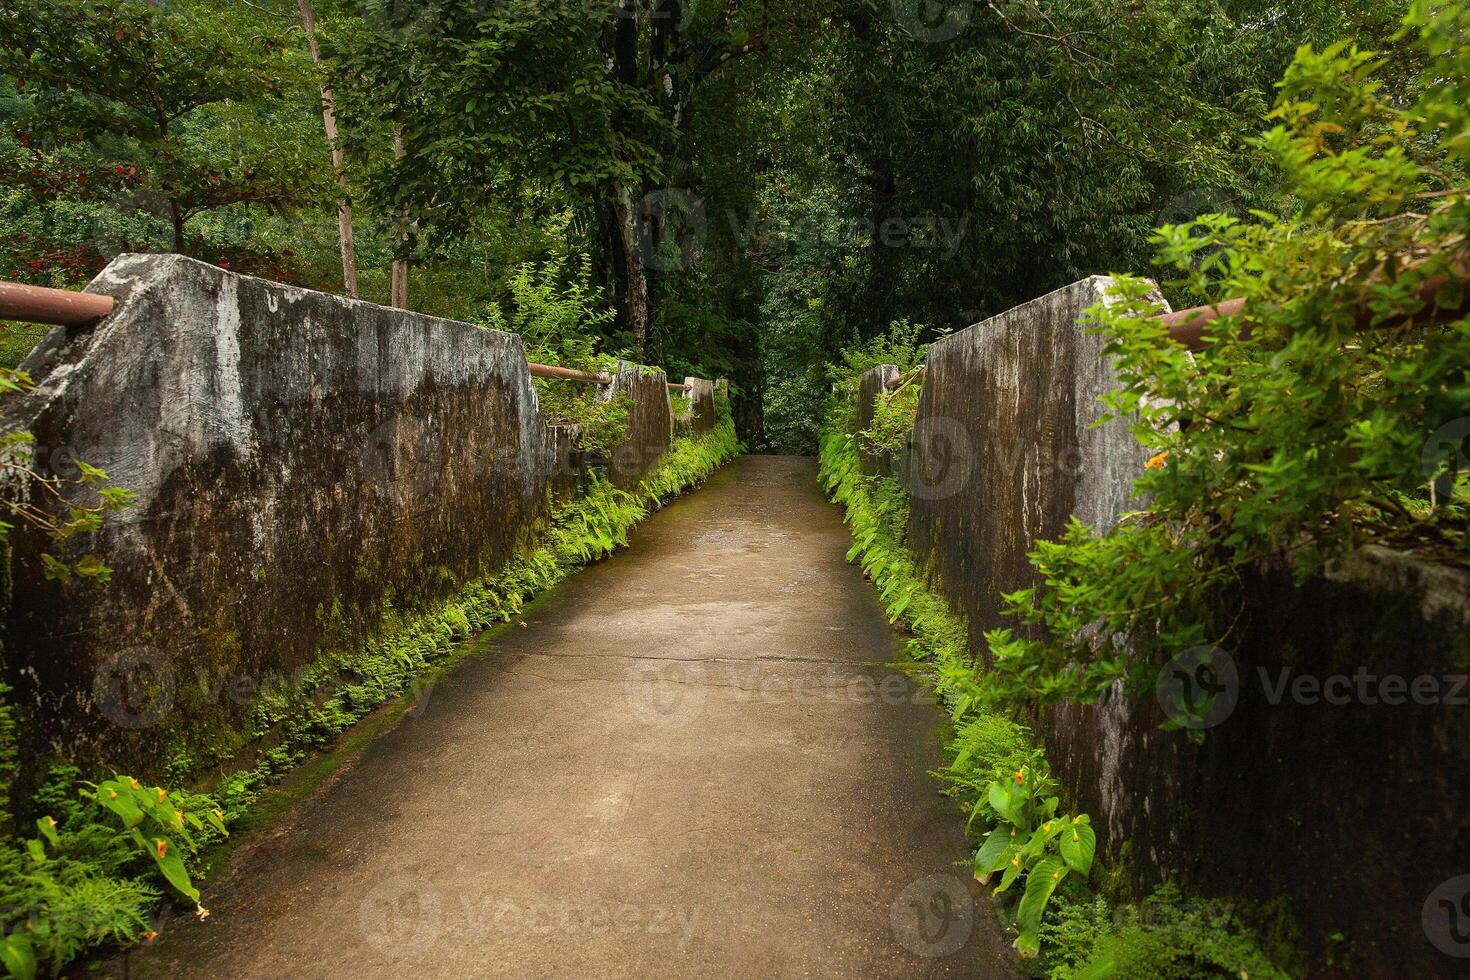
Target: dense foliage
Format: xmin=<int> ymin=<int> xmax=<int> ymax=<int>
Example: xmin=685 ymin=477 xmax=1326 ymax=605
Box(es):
xmin=986 ymin=2 xmax=1470 ymax=715
xmin=1 ymin=0 xmax=1415 ymax=444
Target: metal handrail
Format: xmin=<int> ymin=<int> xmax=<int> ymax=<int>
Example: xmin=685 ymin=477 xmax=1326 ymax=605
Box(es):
xmin=884 ymin=260 xmax=1470 ymax=388
xmin=527 ymin=362 xmax=610 ymax=384
xmin=0 ymin=277 xmax=695 ymax=391
xmin=0 ymin=280 xmax=115 ymax=326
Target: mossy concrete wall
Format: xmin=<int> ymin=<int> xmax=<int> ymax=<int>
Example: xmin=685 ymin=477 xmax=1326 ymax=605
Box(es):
xmin=904 ymin=276 xmax=1151 ymax=655
xmin=894 ymin=274 xmax=1470 ymax=975
xmin=1 ymin=254 xmax=707 ymax=770
xmin=856 ymin=365 xmax=899 ymax=476
xmin=604 ymin=361 xmax=674 ymax=490
xmin=680 ymin=377 xmax=718 ymax=435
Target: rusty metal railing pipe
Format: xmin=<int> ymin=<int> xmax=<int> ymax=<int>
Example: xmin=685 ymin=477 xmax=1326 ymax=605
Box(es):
xmin=524 ymin=364 xmax=690 ymax=390
xmin=1160 ymin=297 xmax=1249 ymax=350
xmin=527 ymin=362 xmax=611 ymax=385
xmin=0 ymin=275 xmax=701 ymax=392
xmin=0 ymin=281 xmax=115 ymax=327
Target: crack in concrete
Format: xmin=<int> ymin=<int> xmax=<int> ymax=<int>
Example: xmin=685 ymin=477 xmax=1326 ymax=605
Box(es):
xmin=504 ymin=650 xmax=876 ymax=667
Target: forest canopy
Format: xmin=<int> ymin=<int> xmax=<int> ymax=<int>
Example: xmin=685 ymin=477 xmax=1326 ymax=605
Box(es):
xmin=0 ymin=0 xmax=1416 ymax=448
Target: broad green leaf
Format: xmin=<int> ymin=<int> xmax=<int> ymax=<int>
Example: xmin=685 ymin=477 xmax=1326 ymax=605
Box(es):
xmin=1059 ymin=818 xmax=1096 ymax=875
xmin=1015 ymin=858 xmax=1069 ymax=956
xmin=151 ymin=840 xmax=200 ymax=903
xmin=973 ymin=826 xmax=1013 ymax=879
xmin=0 ymin=934 xmax=37 ymax=980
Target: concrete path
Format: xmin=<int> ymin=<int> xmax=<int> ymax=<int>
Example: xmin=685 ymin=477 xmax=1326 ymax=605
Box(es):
xmin=125 ymin=456 xmax=1015 ymax=979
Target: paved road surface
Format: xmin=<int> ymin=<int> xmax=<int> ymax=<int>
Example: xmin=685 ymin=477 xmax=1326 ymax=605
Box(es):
xmin=125 ymin=455 xmax=1015 ymax=979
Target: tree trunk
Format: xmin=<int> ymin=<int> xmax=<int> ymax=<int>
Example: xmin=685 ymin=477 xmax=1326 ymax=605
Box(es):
xmin=297 ymin=0 xmax=358 ymax=298
xmin=612 ymin=183 xmax=649 ymax=353
xmin=170 ymin=202 xmax=185 ymax=254
xmin=390 ymin=129 xmax=409 ymax=310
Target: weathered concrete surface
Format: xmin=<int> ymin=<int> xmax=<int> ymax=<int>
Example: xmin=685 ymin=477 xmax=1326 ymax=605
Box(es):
xmin=0 ymin=255 xmax=707 ymax=773
xmin=894 ymin=275 xmax=1470 ymax=974
xmin=3 ymin=254 xmax=550 ymax=766
xmin=857 ymin=365 xmax=900 ymax=476
xmin=905 ymin=276 xmax=1152 ymax=654
xmin=899 ymin=276 xmax=1168 ymax=873
xmin=120 ymin=457 xmax=1015 ymax=980
xmin=605 ymin=360 xmax=674 ymax=489
xmin=678 ymin=376 xmax=717 ymax=435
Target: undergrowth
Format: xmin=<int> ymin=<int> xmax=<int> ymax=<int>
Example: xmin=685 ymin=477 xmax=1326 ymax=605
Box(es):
xmin=0 ymin=416 xmax=739 ymax=979
xmin=818 ymin=416 xmax=1284 ymax=978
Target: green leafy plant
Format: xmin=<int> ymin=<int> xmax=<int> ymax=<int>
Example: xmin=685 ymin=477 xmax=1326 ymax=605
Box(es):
xmin=0 ymin=369 xmax=134 ymax=584
xmin=972 ymin=763 xmax=1095 ymax=957
xmin=1 ymin=771 xmax=228 ymax=980
xmin=826 ymin=318 xmax=929 ymax=408
xmin=80 ymin=776 xmax=227 ymax=906
xmin=860 ymin=382 xmax=921 ymax=457
xmin=476 ymin=253 xmax=631 ymax=454
xmin=986 ymin=2 xmax=1470 ymax=716
xmin=1042 ymin=884 xmax=1291 ymax=980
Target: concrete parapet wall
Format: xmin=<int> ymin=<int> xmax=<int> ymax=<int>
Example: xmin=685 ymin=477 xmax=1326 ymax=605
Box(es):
xmin=856 ymin=365 xmax=899 ymax=476
xmin=905 ymin=276 xmax=1152 ymax=650
xmin=1 ymin=254 xmax=713 ymax=765
xmin=681 ymin=377 xmax=718 ymax=435
xmin=884 ymin=273 xmax=1470 ymax=974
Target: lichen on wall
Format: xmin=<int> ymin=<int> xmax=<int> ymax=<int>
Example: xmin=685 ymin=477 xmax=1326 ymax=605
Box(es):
xmin=887 ymin=272 xmax=1470 ymax=975
xmin=0 ymin=255 xmax=717 ymax=780
xmin=603 ymin=360 xmax=674 ymax=489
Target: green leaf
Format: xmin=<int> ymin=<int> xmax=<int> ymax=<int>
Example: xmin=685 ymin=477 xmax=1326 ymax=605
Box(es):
xmin=987 ymin=780 xmax=1025 ymax=825
xmin=95 ymin=781 xmax=145 ymax=828
xmin=1059 ymin=817 xmax=1096 ymax=875
xmin=973 ymin=826 xmax=1014 ymax=880
xmin=1015 ymin=858 xmax=1069 ymax=956
xmin=0 ymin=933 xmax=37 ymax=980
xmin=1074 ymin=949 xmax=1118 ymax=980
xmin=25 ymin=838 xmax=46 ymax=865
xmin=151 ymin=839 xmax=201 ymax=903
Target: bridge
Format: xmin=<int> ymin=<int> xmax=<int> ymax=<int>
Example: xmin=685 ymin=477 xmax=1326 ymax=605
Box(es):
xmin=1 ymin=255 xmax=1466 ymax=978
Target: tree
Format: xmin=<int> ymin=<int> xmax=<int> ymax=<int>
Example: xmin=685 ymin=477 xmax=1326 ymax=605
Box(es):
xmin=328 ymin=0 xmax=779 ymax=352
xmin=0 ymin=0 xmax=322 ymax=254
xmin=297 ymin=0 xmax=358 ymax=297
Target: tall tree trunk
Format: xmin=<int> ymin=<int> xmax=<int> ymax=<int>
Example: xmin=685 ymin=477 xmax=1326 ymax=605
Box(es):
xmin=600 ymin=0 xmax=648 ymax=354
xmin=297 ymin=0 xmax=358 ymax=298
xmin=612 ymin=183 xmax=650 ymax=353
xmin=390 ymin=129 xmax=409 ymax=310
